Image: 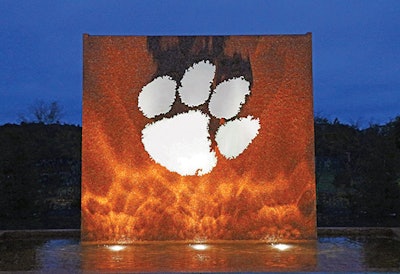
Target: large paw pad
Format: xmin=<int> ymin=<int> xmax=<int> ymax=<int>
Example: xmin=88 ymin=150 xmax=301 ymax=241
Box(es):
xmin=138 ymin=60 xmax=260 ymax=176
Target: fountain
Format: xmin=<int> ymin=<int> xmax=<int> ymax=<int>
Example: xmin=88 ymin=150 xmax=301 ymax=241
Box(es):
xmin=1 ymin=34 xmax=399 ymax=273
xmin=82 ymin=34 xmax=316 ymax=244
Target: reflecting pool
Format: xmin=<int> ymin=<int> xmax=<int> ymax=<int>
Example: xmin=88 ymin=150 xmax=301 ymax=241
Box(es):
xmin=1 ymin=233 xmax=399 ymax=272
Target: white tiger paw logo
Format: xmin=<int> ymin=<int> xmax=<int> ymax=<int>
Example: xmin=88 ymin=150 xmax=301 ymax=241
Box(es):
xmin=138 ymin=60 xmax=260 ymax=176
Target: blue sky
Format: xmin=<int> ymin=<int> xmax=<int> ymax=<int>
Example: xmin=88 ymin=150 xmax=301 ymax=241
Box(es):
xmin=1 ymin=0 xmax=399 ymax=127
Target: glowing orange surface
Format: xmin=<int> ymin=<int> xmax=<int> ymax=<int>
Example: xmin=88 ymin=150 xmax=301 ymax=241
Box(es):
xmin=82 ymin=34 xmax=315 ymax=243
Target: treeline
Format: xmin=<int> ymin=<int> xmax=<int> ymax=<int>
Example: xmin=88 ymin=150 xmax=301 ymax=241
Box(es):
xmin=0 ymin=117 xmax=399 ymax=229
xmin=315 ymin=116 xmax=400 ymax=226
xmin=0 ymin=123 xmax=81 ymax=229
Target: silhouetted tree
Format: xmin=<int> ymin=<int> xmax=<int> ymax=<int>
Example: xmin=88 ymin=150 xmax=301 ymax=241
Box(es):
xmin=19 ymin=100 xmax=64 ymax=124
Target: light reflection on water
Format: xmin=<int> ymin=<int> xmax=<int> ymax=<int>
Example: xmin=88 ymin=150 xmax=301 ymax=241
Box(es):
xmin=82 ymin=241 xmax=316 ymax=272
xmin=0 ymin=236 xmax=399 ymax=272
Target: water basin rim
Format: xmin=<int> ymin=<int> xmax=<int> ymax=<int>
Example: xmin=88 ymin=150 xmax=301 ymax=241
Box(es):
xmin=0 ymin=229 xmax=80 ymax=240
xmin=1 ymin=227 xmax=399 ymax=241
xmin=318 ymin=227 xmax=400 ymax=238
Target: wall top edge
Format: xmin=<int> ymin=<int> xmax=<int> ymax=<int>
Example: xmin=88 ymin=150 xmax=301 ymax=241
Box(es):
xmin=83 ymin=33 xmax=312 ymax=38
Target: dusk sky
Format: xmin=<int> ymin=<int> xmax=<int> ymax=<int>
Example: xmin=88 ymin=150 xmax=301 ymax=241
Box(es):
xmin=1 ymin=0 xmax=399 ymax=127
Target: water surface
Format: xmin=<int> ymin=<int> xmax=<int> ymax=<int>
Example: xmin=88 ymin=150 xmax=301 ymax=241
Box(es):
xmin=1 ymin=235 xmax=399 ymax=272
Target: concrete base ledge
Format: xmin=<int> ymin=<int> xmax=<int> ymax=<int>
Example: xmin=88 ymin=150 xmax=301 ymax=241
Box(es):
xmin=318 ymin=227 xmax=400 ymax=238
xmin=1 ymin=227 xmax=399 ymax=240
xmin=0 ymin=229 xmax=80 ymax=240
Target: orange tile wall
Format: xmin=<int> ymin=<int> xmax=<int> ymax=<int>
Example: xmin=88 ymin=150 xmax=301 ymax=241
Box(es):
xmin=82 ymin=34 xmax=315 ymax=243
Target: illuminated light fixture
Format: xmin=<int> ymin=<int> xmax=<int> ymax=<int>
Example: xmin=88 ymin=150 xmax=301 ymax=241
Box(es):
xmin=106 ymin=245 xmax=126 ymax=251
xmin=190 ymin=244 xmax=209 ymax=251
xmin=271 ymin=243 xmax=292 ymax=251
